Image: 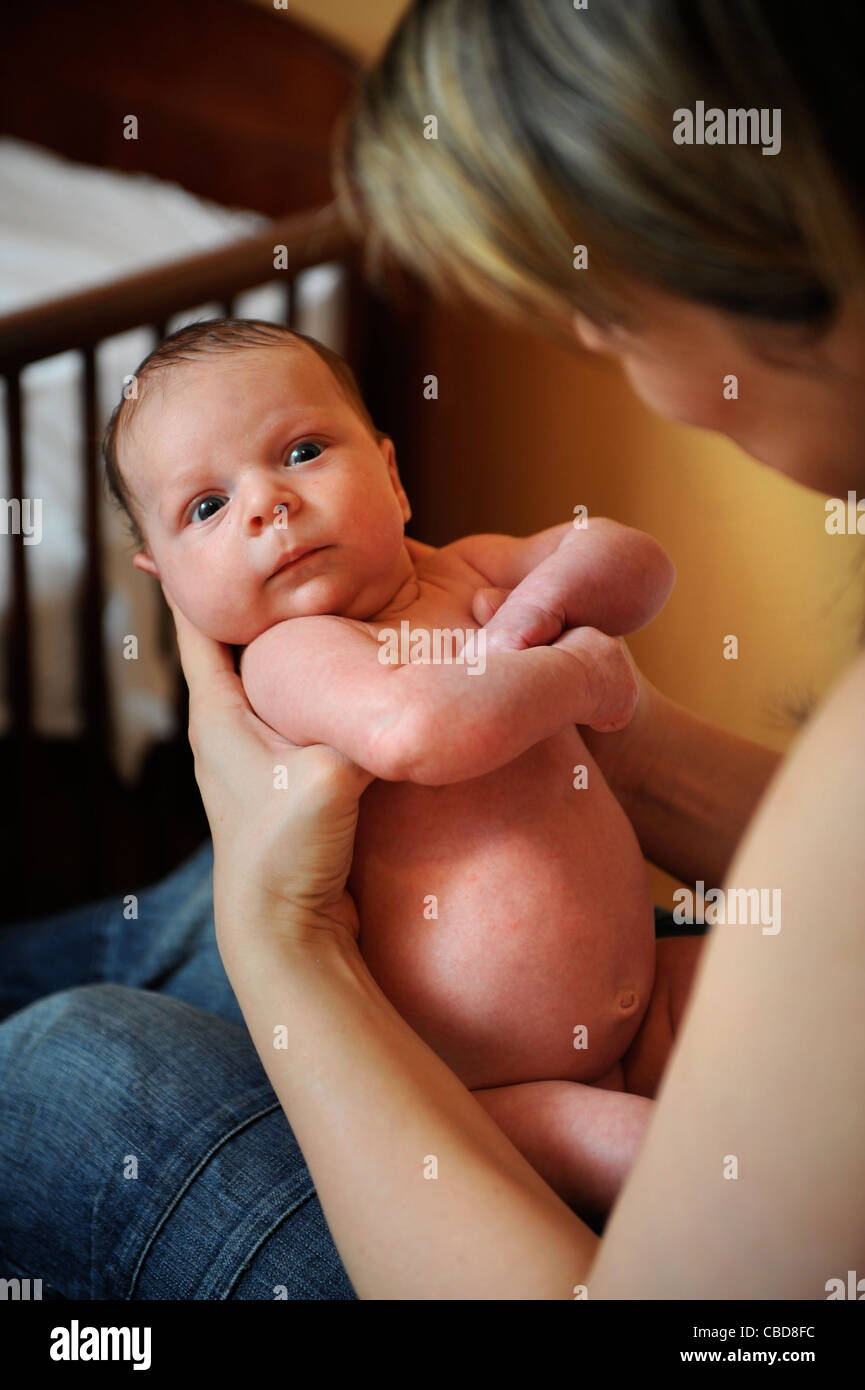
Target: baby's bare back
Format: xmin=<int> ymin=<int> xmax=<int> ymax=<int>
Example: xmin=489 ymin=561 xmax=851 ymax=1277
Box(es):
xmin=348 ymin=545 xmax=656 ymax=1091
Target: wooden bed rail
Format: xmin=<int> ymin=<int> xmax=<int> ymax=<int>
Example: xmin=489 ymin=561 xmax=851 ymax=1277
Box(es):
xmin=0 ymin=201 xmax=368 ymax=757
xmin=0 ymin=203 xmax=356 ymax=372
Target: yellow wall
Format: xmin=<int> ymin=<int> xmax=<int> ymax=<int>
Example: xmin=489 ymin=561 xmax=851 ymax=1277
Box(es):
xmin=244 ymin=1 xmax=865 ymax=905
xmin=243 ymin=0 xmax=406 ymax=59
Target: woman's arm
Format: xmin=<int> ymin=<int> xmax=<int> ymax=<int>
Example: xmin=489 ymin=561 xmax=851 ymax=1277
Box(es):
xmin=587 ymin=650 xmax=865 ymax=1298
xmin=582 ymin=674 xmax=782 ymax=890
xmin=220 ymin=925 xmax=598 ymax=1299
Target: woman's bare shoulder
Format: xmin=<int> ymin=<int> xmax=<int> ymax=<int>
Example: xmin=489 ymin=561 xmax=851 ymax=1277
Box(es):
xmin=743 ymin=648 xmax=865 ymax=858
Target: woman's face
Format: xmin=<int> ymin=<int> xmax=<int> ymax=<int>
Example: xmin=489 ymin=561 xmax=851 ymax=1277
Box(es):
xmin=573 ymin=284 xmax=865 ymax=497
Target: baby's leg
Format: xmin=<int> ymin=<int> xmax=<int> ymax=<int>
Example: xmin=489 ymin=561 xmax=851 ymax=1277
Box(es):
xmin=471 ymin=936 xmax=707 ymax=1222
xmin=471 ymin=1079 xmax=652 ymax=1225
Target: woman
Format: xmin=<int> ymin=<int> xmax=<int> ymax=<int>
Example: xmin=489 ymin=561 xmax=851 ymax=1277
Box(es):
xmin=2 ymin=0 xmax=863 ymax=1299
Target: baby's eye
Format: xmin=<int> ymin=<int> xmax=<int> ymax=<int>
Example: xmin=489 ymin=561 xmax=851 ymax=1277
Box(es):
xmin=192 ymin=496 xmax=226 ymax=523
xmin=286 ymin=441 xmax=323 ymax=466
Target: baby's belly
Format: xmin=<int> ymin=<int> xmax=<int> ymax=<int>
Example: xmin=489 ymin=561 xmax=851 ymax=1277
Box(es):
xmin=349 ymin=728 xmax=655 ymax=1091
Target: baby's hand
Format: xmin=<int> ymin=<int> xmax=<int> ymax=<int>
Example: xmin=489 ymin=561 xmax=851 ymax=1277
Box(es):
xmin=552 ymin=627 xmax=640 ymax=732
xmin=471 ymin=586 xmax=563 ymax=653
xmin=473 ymin=586 xmax=638 ymax=730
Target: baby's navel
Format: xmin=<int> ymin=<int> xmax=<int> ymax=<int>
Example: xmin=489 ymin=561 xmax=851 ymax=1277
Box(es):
xmin=615 ymin=987 xmax=640 ymax=1016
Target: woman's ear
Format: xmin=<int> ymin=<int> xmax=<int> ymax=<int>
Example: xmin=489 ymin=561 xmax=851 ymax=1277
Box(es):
xmin=380 ymin=435 xmax=412 ymax=524
xmin=573 ymin=311 xmax=616 ymax=355
xmin=133 ymin=550 xmax=161 ymax=579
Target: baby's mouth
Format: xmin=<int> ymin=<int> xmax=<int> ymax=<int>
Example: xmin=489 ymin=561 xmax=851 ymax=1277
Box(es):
xmin=269 ymin=546 xmax=327 ymax=578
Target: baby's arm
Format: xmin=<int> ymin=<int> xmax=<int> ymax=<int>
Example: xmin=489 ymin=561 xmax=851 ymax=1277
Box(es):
xmin=452 ymin=518 xmax=675 ymax=652
xmin=240 ymin=615 xmax=635 ymax=786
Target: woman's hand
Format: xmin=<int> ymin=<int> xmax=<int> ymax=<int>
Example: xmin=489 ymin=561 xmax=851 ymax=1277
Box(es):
xmin=165 ymin=592 xmax=374 ymax=952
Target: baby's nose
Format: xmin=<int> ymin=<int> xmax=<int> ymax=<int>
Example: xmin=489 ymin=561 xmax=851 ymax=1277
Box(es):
xmin=245 ymin=485 xmax=301 ymax=530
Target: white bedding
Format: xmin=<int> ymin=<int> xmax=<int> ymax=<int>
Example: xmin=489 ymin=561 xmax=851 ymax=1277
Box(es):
xmin=0 ymin=136 xmax=346 ymax=779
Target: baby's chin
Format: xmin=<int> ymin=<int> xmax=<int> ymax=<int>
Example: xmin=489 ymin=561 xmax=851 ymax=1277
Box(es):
xmin=199 ymin=617 xmax=279 ymax=646
xmin=191 ymin=600 xmax=337 ymax=646
xmin=179 ymin=570 xmax=403 ymax=644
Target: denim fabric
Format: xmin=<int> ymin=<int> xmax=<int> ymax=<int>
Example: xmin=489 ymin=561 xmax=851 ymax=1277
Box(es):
xmin=0 ymin=840 xmax=240 ymax=1027
xmin=0 ymin=840 xmax=355 ymax=1300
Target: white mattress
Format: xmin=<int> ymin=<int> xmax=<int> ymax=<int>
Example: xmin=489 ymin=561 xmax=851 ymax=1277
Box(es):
xmin=0 ymin=136 xmax=346 ymax=779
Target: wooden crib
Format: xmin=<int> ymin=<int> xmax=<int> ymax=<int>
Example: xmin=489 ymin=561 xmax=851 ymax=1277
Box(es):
xmin=0 ymin=0 xmax=426 ymax=919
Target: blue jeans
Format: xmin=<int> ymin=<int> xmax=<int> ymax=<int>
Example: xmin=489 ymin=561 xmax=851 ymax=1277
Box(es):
xmin=0 ymin=839 xmax=356 ymax=1300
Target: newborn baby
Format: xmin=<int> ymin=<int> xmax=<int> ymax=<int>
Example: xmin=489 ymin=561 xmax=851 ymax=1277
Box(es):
xmin=110 ymin=319 xmax=695 ymax=1217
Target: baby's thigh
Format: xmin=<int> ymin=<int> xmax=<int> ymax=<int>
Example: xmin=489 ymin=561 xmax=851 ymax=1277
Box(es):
xmin=618 ymin=935 xmax=707 ymax=1099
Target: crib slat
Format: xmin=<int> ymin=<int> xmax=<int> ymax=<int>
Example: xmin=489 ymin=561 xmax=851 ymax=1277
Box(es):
xmin=79 ymin=346 xmax=112 ymax=759
xmin=343 ymin=258 xmax=374 ymax=400
xmin=3 ymin=370 xmax=32 ymax=738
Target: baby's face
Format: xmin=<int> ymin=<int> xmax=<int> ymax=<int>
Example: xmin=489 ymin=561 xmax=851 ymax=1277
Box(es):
xmin=127 ymin=344 xmax=412 ymax=643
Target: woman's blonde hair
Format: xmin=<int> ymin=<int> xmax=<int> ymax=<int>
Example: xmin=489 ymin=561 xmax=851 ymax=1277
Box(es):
xmin=335 ymin=0 xmax=865 ymax=344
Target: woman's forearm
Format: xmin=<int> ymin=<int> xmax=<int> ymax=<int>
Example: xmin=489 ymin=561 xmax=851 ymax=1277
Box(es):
xmin=588 ymin=682 xmax=781 ymax=889
xmin=218 ymin=923 xmax=597 ymax=1300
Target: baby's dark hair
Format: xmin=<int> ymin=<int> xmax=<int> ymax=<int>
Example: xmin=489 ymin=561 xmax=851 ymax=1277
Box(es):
xmin=102 ymin=317 xmax=384 ymax=550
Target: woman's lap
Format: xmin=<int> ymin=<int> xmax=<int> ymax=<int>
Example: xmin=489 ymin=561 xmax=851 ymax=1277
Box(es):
xmin=0 ymin=839 xmax=244 ymax=1027
xmin=0 ymin=984 xmax=356 ymax=1299
xmin=0 ymin=842 xmax=355 ymax=1299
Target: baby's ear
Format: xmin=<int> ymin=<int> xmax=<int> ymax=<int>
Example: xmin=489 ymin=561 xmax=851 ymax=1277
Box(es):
xmin=133 ymin=550 xmax=160 ymax=579
xmin=380 ymin=435 xmax=412 ymax=524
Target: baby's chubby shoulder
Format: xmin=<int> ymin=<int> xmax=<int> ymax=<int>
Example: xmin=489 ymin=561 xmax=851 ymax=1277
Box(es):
xmin=406 ymin=532 xmax=502 ymax=585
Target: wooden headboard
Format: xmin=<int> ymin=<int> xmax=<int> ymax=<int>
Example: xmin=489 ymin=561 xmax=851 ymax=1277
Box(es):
xmin=0 ymin=0 xmax=361 ymax=215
